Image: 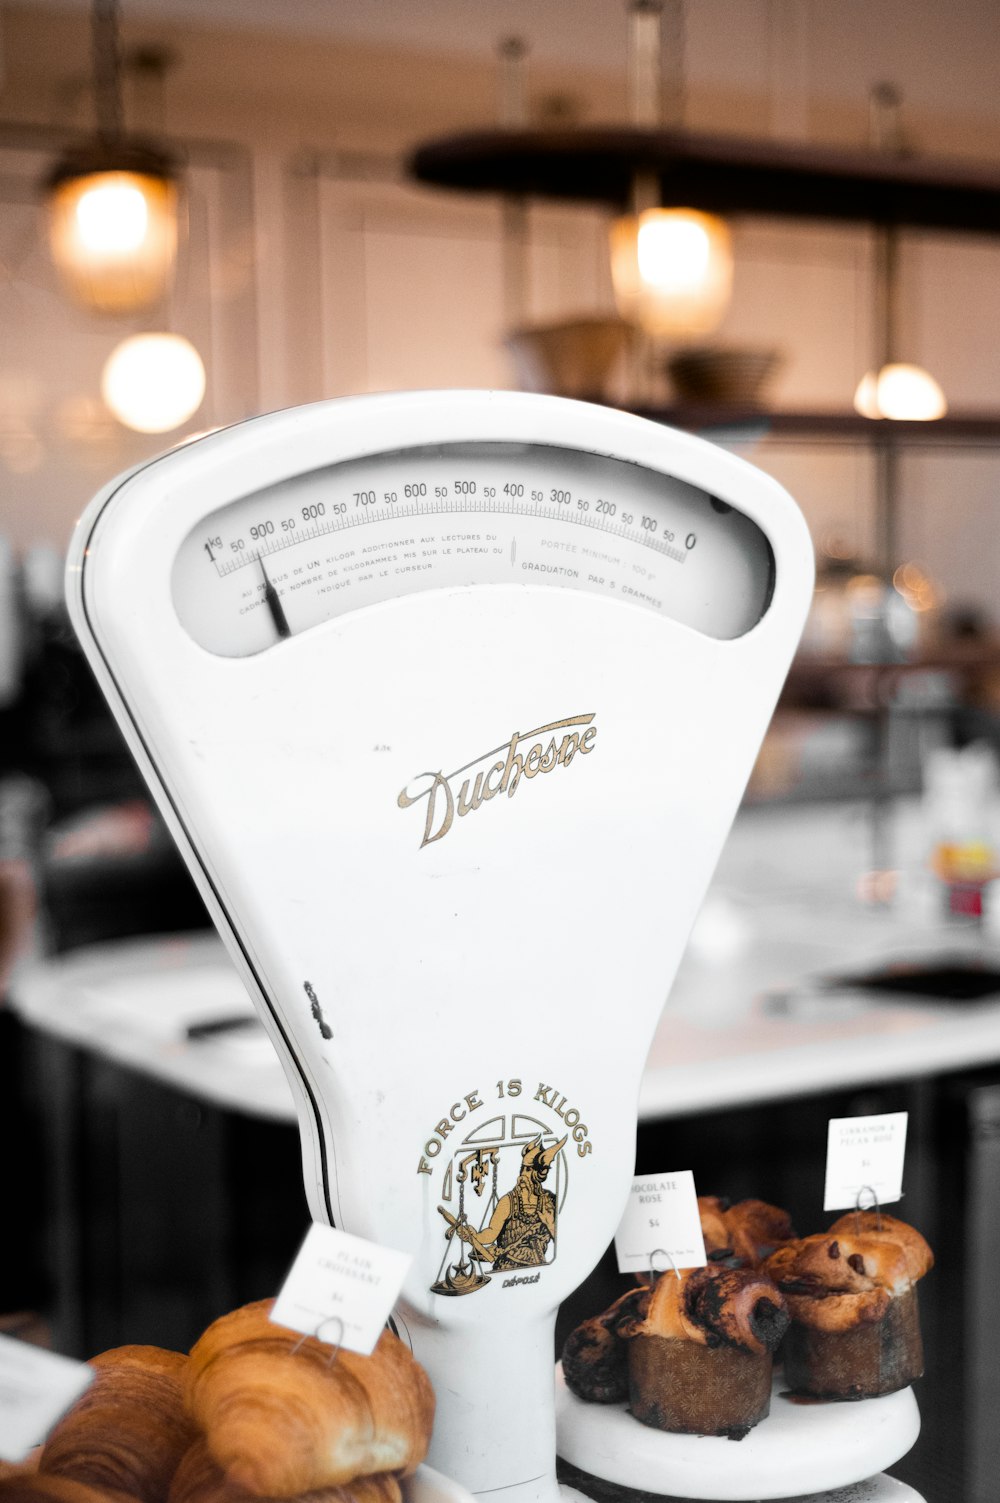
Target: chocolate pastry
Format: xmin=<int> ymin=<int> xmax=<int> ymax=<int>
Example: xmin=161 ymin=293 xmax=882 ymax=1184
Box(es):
xmin=617 ymin=1265 xmax=789 ymax=1439
xmin=698 ymin=1196 xmax=796 ymax=1269
xmin=561 ymin=1287 xmax=649 ymax=1403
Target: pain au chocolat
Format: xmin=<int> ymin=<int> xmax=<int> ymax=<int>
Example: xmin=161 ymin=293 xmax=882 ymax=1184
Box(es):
xmin=763 ymin=1212 xmax=933 ymax=1400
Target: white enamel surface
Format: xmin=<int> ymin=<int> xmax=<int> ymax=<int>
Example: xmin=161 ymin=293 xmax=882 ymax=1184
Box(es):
xmin=406 ymin=1462 xmax=479 ymax=1503
xmin=555 ymin=1367 xmax=921 ymax=1501
xmin=170 ymin=440 xmax=773 ymax=654
xmin=65 ymin=391 xmax=813 ymax=1503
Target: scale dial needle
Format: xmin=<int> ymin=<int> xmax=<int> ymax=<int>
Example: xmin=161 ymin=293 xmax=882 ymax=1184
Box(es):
xmin=257 ymin=553 xmax=291 ymax=639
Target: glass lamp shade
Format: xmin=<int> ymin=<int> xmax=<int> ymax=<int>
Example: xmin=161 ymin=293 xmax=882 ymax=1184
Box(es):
xmin=854 ymin=363 xmax=947 ymax=421
xmin=46 ymin=148 xmax=179 ymax=315
xmin=101 ymin=333 xmax=205 ymax=433
xmin=610 ymin=207 xmax=734 ymax=338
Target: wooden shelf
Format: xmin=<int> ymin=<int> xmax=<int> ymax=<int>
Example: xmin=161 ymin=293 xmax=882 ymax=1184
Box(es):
xmin=409 ymin=126 xmax=1000 ymax=234
xmin=631 ymin=407 xmax=1000 ymax=445
xmin=789 ymin=648 xmax=1000 ymax=676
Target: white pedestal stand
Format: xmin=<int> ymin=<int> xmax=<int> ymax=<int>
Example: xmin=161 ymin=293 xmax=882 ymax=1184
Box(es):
xmin=555 ymin=1367 xmax=925 ymax=1503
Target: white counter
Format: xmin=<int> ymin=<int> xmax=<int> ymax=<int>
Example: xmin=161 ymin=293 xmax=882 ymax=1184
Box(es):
xmin=11 ymin=799 xmax=1000 ymax=1123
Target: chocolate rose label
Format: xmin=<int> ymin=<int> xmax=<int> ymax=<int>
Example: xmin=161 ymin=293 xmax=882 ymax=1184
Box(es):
xmin=420 ymin=1077 xmax=593 ymax=1296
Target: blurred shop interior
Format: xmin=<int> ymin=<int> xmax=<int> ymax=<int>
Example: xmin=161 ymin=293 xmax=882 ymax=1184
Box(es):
xmin=5 ymin=2 xmax=1000 ymax=1499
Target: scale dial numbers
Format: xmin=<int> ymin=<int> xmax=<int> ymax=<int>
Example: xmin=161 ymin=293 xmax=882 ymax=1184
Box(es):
xmin=170 ymin=442 xmax=774 ymax=657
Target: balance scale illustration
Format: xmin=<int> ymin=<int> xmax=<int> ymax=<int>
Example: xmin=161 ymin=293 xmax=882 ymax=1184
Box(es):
xmin=66 ymin=389 xmax=858 ymax=1502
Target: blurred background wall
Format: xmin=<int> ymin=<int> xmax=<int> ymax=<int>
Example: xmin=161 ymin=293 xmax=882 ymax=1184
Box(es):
xmin=1 ymin=0 xmax=1000 ymax=626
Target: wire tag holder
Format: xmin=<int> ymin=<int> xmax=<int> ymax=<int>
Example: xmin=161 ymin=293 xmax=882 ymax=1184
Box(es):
xmin=648 ymin=1246 xmax=683 ymax=1283
xmin=853 ymin=1183 xmax=884 ymax=1232
xmin=289 ymin=1311 xmax=345 ymax=1369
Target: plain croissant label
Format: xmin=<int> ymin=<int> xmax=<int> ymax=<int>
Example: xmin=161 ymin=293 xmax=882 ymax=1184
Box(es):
xmin=824 ymin=1110 xmax=908 ymax=1212
xmin=613 ymin=1169 xmax=707 ymax=1277
xmin=0 ymin=1333 xmax=94 ymax=1463
xmin=271 ymin=1223 xmax=412 ymax=1357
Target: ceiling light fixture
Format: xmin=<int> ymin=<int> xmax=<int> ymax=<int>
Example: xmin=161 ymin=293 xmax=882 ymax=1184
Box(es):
xmin=853 ymin=363 xmax=947 ymax=422
xmin=101 ymin=333 xmax=205 ymax=432
xmin=855 ymin=84 xmax=946 ymax=423
xmin=609 ymin=1 xmax=734 ymax=339
xmin=44 ymin=0 xmax=180 ymax=314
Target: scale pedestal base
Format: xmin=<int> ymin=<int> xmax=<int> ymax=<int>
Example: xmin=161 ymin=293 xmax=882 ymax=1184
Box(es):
xmin=555 ymin=1367 xmax=921 ymax=1502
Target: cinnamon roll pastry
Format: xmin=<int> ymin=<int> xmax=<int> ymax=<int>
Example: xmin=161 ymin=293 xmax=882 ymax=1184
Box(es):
xmin=764 ymin=1218 xmax=933 ymax=1399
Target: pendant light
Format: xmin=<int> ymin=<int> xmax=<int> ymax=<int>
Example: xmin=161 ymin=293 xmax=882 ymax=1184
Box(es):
xmin=101 ymin=333 xmax=205 ymax=433
xmin=610 ymin=1 xmax=734 ymax=339
xmin=44 ymin=0 xmax=180 ymax=314
xmin=853 ymin=85 xmax=946 ymax=422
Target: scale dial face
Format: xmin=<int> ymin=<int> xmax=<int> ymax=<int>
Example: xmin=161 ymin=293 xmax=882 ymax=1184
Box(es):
xmin=171 ymin=441 xmax=774 ymax=657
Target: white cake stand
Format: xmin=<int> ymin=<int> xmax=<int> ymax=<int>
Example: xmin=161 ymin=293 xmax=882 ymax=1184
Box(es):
xmin=555 ymin=1366 xmax=921 ymax=1502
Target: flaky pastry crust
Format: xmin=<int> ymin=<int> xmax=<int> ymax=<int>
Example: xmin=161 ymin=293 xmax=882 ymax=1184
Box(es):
xmin=0 ymin=1477 xmax=137 ymax=1503
xmin=827 ymin=1211 xmax=934 ymax=1283
xmin=764 ymin=1222 xmax=931 ymax=1333
xmin=38 ymin=1345 xmax=195 ymax=1503
xmin=184 ymin=1300 xmax=434 ymax=1497
xmin=698 ymin=1197 xmax=796 ymax=1268
xmin=166 ymin=1439 xmax=403 ymax=1503
xmin=620 ymin=1265 xmax=788 ymax=1356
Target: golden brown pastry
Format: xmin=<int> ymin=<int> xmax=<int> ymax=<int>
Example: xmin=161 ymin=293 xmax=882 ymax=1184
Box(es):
xmin=621 ymin=1264 xmax=790 ymax=1355
xmin=38 ymin=1346 xmax=195 ymax=1503
xmin=577 ymin=1265 xmax=788 ymax=1438
xmin=166 ymin=1440 xmax=403 ymax=1503
xmin=827 ymin=1211 xmax=934 ymax=1283
xmin=698 ymin=1196 xmax=796 ymax=1268
xmin=764 ymin=1218 xmax=933 ymax=1399
xmin=560 ymin=1287 xmax=649 ymax=1404
xmin=184 ymin=1300 xmax=434 ymax=1496
xmin=0 ymin=1476 xmax=136 ymax=1503
xmin=0 ymin=1452 xmax=40 ymax=1483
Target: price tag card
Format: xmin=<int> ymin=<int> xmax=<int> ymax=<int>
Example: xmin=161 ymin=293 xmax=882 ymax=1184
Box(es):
xmin=824 ymin=1110 xmax=908 ymax=1212
xmin=614 ymin=1170 xmax=707 ymax=1277
xmin=271 ymin=1223 xmax=412 ymax=1357
xmin=0 ymin=1333 xmax=94 ymax=1463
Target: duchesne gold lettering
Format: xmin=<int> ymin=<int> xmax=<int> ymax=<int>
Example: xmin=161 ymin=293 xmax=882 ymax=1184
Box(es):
xmin=398 ymin=714 xmax=597 ymax=849
xmin=457 ymin=769 xmax=486 ymax=817
xmin=418 ymin=773 xmax=453 ymax=846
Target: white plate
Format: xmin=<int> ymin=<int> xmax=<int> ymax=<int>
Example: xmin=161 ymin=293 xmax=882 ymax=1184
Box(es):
xmin=555 ymin=1365 xmax=920 ymax=1502
xmin=405 ymin=1463 xmax=479 ymax=1503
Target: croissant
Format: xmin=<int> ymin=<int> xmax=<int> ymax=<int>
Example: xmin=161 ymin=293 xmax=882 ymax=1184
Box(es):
xmin=184 ymin=1300 xmax=434 ymax=1497
xmin=166 ymin=1441 xmax=403 ymax=1503
xmin=0 ymin=1476 xmax=137 ymax=1503
xmin=38 ymin=1345 xmax=196 ymax=1503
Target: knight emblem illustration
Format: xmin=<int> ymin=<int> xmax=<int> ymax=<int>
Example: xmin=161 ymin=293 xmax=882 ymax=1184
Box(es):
xmin=432 ymin=1122 xmax=567 ymax=1296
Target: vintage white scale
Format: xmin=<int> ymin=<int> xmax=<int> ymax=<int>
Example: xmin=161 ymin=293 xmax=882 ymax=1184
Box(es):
xmin=66 ymin=390 xmax=815 ymax=1503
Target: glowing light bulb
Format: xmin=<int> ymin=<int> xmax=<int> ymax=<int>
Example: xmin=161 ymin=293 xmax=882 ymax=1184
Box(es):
xmin=47 ymin=168 xmax=179 ymax=314
xmin=637 ymin=214 xmax=713 ymax=291
xmin=853 ymin=363 xmax=947 ymax=421
xmin=75 ymin=180 xmax=149 ymax=254
xmin=610 ymin=207 xmax=733 ymax=339
xmin=101 ymin=334 xmax=206 ymax=434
